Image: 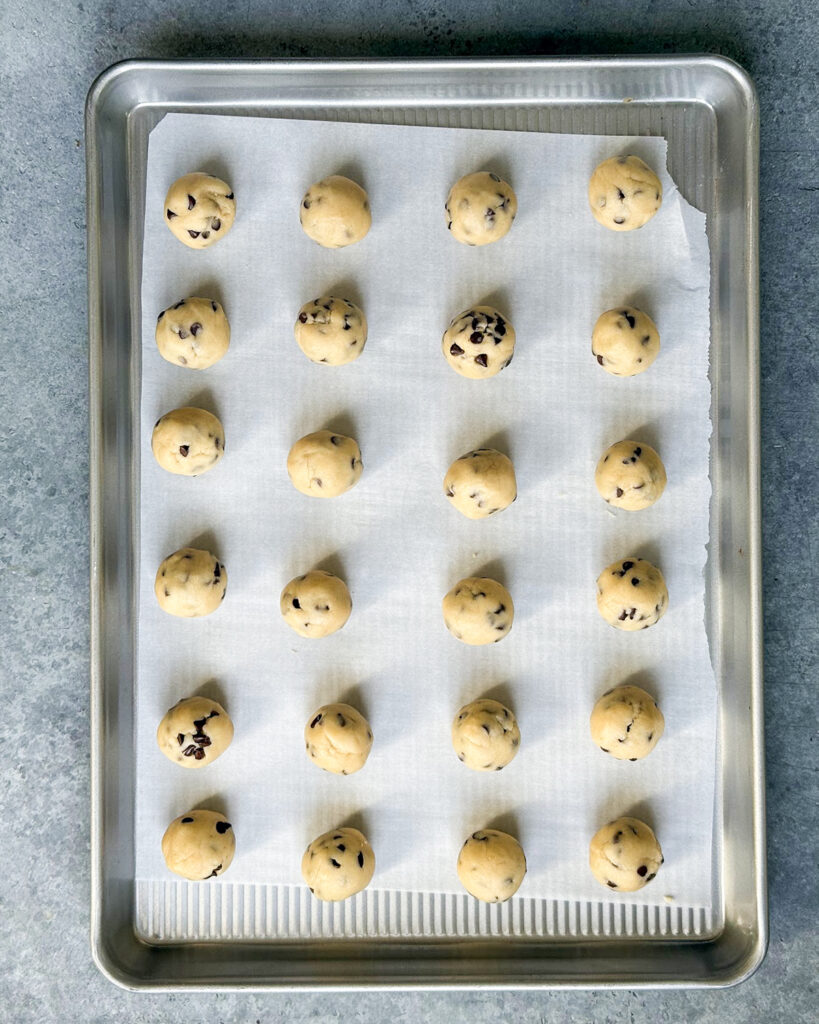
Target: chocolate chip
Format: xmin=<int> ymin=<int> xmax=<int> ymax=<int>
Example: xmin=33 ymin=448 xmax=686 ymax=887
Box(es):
xmin=613 ymin=217 xmax=625 ymax=225
xmin=166 ymin=209 xmax=177 ymax=219
xmin=201 ymin=231 xmax=210 ymax=239
xmin=181 ymin=817 xmax=194 ymax=823
xmin=613 ymin=831 xmax=622 ymax=842
xmin=214 ymin=821 xmax=232 ymax=834
xmin=618 ymin=610 xmax=628 ymax=621
xmin=337 ymin=713 xmax=346 ymax=727
xmin=622 ymin=561 xmax=634 ymax=571
xmin=469 ymin=332 xmax=482 ymax=344
xmin=489 ymin=172 xmax=500 ymax=182
xmin=600 ymin=747 xmax=609 ymax=752
xmin=211 ymin=218 xmax=221 ymax=231
xmin=293 ymin=597 xmax=301 ymax=610
xmin=358 ymin=851 xmax=365 ymax=867
xmin=226 ymin=193 xmax=234 ymax=200
xmin=494 ymin=604 xmax=505 ymax=614
xmin=205 ymin=865 xmax=222 ymax=878
xmin=646 ymin=872 xmax=656 ymax=881
xmin=647 ymin=732 xmax=653 ymax=741
xmin=187 ymin=194 xmax=195 ymax=209
xmin=214 ymin=436 xmax=221 ymax=449
xmin=211 ymin=301 xmax=218 ymax=312
xmin=631 ymin=577 xmax=640 ymax=586
xmin=622 ymin=311 xmax=636 ymax=328
xmin=634 ymin=447 xmax=642 ymax=456
xmin=330 ymin=435 xmax=341 ymax=446
xmin=213 ymin=563 xmax=221 ymax=580
xmin=450 ymin=342 xmax=464 ymax=356
xmin=177 ymin=328 xmax=189 ymax=340
xmin=350 ymin=458 xmax=357 ymax=469
xmin=172 ymin=299 xmax=185 ymax=309
xmin=187 ymin=230 xmax=200 ymax=239
xmin=629 ymin=757 xmax=638 ymax=761
xmin=157 ymin=310 xmax=165 ymax=321
xmin=616 ymin=487 xmax=624 ymax=497
xmin=310 ymin=714 xmax=321 ymax=728
xmin=597 ymin=354 xmax=604 ymax=365
xmin=303 ymin=199 xmax=311 ymax=209
xmin=330 ymin=858 xmax=341 ymax=868
xmin=637 ymin=865 xmax=648 ymax=877
xmin=336 ymin=844 xmax=346 ymax=852
xmin=177 ymin=733 xmax=185 ymax=745
xmin=607 ymin=881 xmax=618 ymax=888
xmin=183 ymin=744 xmax=197 ymax=756
xmin=179 ymin=445 xmax=189 ymax=457
xmin=475 ymin=353 xmax=488 ymax=367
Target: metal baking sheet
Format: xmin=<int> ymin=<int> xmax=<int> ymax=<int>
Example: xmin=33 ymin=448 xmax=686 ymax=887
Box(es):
xmin=87 ymin=56 xmax=764 ymax=990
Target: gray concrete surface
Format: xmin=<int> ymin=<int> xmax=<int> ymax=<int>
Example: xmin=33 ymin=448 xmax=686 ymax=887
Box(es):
xmin=1 ymin=0 xmax=816 ymax=1021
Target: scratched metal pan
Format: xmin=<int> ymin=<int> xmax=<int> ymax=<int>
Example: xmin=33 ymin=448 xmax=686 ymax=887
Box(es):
xmin=87 ymin=56 xmax=763 ymax=990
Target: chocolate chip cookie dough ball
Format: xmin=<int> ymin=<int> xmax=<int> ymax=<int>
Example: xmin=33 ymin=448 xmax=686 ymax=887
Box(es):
xmin=286 ymin=430 xmax=362 ymax=498
xmin=164 ymin=172 xmax=236 ymax=249
xmin=161 ymin=809 xmax=235 ymax=881
xmin=595 ymin=440 xmax=667 ymax=510
xmin=156 ymin=695 xmax=234 ymax=768
xmin=442 ymin=306 xmax=515 ymax=379
xmin=445 ymin=171 xmax=517 ymax=246
xmin=280 ymin=569 xmax=352 ymax=638
xmin=443 ymin=577 xmax=514 ymax=645
xmin=590 ymin=685 xmax=664 ymax=761
xmin=452 ymin=698 xmax=520 ymax=771
xmin=304 ymin=703 xmax=373 ymax=775
xmin=596 ymin=557 xmax=668 ymax=631
xmin=592 ymin=307 xmax=660 ymax=377
xmin=299 ymin=175 xmax=371 ymax=248
xmin=444 ymin=448 xmax=517 ymax=519
xmin=154 ymin=547 xmax=227 ymax=617
xmin=294 ymin=295 xmax=367 ymax=365
xmin=457 ymin=829 xmax=527 ymax=903
xmin=151 ymin=407 xmax=225 ymax=477
xmin=302 ymin=827 xmax=375 ymax=901
xmin=589 ymin=816 xmax=663 ymax=892
xmin=155 ymin=297 xmax=230 ymax=369
xmin=588 ymin=155 xmax=662 ymax=231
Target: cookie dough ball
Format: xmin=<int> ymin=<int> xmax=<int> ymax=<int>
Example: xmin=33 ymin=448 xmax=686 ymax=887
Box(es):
xmin=305 ymin=703 xmax=373 ymax=775
xmin=299 ymin=175 xmax=371 ymax=248
xmin=457 ymin=829 xmax=527 ymax=903
xmin=164 ymin=172 xmax=236 ymax=249
xmin=452 ymin=698 xmax=520 ymax=771
xmin=280 ymin=569 xmax=352 ymax=638
xmin=444 ymin=448 xmax=517 ymax=519
xmin=302 ymin=827 xmax=375 ymax=901
xmin=161 ymin=809 xmax=235 ymax=881
xmin=595 ymin=440 xmax=667 ymax=510
xmin=590 ymin=685 xmax=665 ymax=761
xmin=445 ymin=171 xmax=517 ymax=246
xmin=286 ymin=430 xmax=362 ymax=498
xmin=443 ymin=577 xmax=514 ymax=645
xmin=294 ymin=295 xmax=367 ymax=366
xmin=588 ymin=155 xmax=662 ymax=231
xmin=156 ymin=695 xmax=234 ymax=768
xmin=151 ymin=407 xmax=225 ymax=477
xmin=442 ymin=306 xmax=515 ymax=379
xmin=592 ymin=307 xmax=660 ymax=377
xmin=596 ymin=556 xmax=668 ymax=631
xmin=154 ymin=547 xmax=227 ymax=617
xmin=589 ymin=816 xmax=663 ymax=892
xmin=155 ymin=297 xmax=230 ymax=369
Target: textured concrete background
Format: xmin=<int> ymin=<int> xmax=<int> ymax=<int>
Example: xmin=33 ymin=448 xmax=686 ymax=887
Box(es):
xmin=1 ymin=0 xmax=816 ymax=1020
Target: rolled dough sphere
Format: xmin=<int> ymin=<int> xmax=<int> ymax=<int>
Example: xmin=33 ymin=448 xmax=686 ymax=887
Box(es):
xmin=589 ymin=816 xmax=663 ymax=892
xmin=588 ymin=155 xmax=662 ymax=231
xmin=302 ymin=827 xmax=375 ymax=901
xmin=280 ymin=569 xmax=352 ymax=638
xmin=590 ymin=685 xmax=665 ymax=761
xmin=451 ymin=698 xmax=520 ymax=771
xmin=151 ymin=406 xmax=225 ymax=477
xmin=595 ymin=440 xmax=667 ymax=510
xmin=304 ymin=702 xmax=373 ymax=774
xmin=286 ymin=430 xmax=362 ymax=497
xmin=445 ymin=171 xmax=517 ymax=246
xmin=299 ymin=175 xmax=371 ymax=248
xmin=294 ymin=295 xmax=367 ymax=365
xmin=592 ymin=307 xmax=660 ymax=377
xmin=161 ymin=809 xmax=235 ymax=880
xmin=596 ymin=556 xmax=668 ymax=631
xmin=457 ymin=829 xmax=527 ymax=903
xmin=443 ymin=577 xmax=514 ymax=645
xmin=156 ymin=695 xmax=234 ymax=768
xmin=444 ymin=448 xmax=517 ymax=519
xmin=155 ymin=297 xmax=230 ymax=369
xmin=164 ymin=172 xmax=236 ymax=249
xmin=154 ymin=547 xmax=227 ymax=617
xmin=442 ymin=306 xmax=515 ymax=379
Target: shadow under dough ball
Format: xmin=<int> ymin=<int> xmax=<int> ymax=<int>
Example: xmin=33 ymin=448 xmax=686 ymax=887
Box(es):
xmin=596 ymin=556 xmax=668 ymax=631
xmin=154 ymin=546 xmax=227 ymax=617
xmin=164 ymin=172 xmax=235 ymax=248
xmin=155 ymin=297 xmax=230 ymax=369
xmin=156 ymin=695 xmax=234 ymax=768
xmin=151 ymin=406 xmax=225 ymax=477
xmin=445 ymin=171 xmax=517 ymax=246
xmin=301 ymin=827 xmax=375 ymax=901
xmin=588 ymin=816 xmax=663 ymax=891
xmin=161 ymin=809 xmax=235 ymax=881
xmin=588 ymin=155 xmax=662 ymax=231
xmin=299 ymin=175 xmax=371 ymax=248
xmin=286 ymin=430 xmax=362 ymax=497
xmin=457 ymin=829 xmax=527 ymax=903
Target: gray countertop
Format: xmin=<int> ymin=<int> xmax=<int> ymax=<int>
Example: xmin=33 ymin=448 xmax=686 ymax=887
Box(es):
xmin=2 ymin=1 xmax=817 ymax=1020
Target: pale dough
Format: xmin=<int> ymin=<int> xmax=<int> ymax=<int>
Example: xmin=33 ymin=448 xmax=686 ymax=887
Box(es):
xmin=155 ymin=296 xmax=230 ymax=369
xmin=154 ymin=547 xmax=227 ymax=617
xmin=589 ymin=816 xmax=663 ymax=892
xmin=151 ymin=406 xmax=225 ymax=477
xmin=302 ymin=827 xmax=375 ymax=901
xmin=451 ymin=698 xmax=520 ymax=771
xmin=286 ymin=430 xmax=362 ymax=497
xmin=161 ymin=809 xmax=235 ymax=880
xmin=442 ymin=306 xmax=515 ymax=379
xmin=457 ymin=829 xmax=527 ymax=903
xmin=596 ymin=556 xmax=668 ymax=631
xmin=445 ymin=171 xmax=517 ymax=246
xmin=442 ymin=577 xmax=514 ymax=645
xmin=590 ymin=685 xmax=664 ymax=761
xmin=592 ymin=307 xmax=660 ymax=377
xmin=280 ymin=569 xmax=352 ymax=638
xmin=156 ymin=695 xmax=234 ymax=768
xmin=294 ymin=295 xmax=367 ymax=365
xmin=595 ymin=439 xmax=667 ymax=510
xmin=299 ymin=175 xmax=371 ymax=248
xmin=304 ymin=703 xmax=373 ymax=775
xmin=444 ymin=448 xmax=517 ymax=519
xmin=164 ymin=172 xmax=235 ymax=249
xmin=588 ymin=155 xmax=662 ymax=231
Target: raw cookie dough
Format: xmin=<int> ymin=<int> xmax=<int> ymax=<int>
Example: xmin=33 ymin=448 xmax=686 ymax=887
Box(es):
xmin=280 ymin=569 xmax=352 ymax=638
xmin=457 ymin=829 xmax=527 ymax=902
xmin=588 ymin=155 xmax=662 ymax=231
xmin=590 ymin=685 xmax=665 ymax=761
xmin=596 ymin=556 xmax=668 ymax=631
xmin=154 ymin=547 xmax=227 ymax=617
xmin=302 ymin=827 xmax=375 ymax=901
xmin=595 ymin=440 xmax=667 ymax=510
xmin=444 ymin=448 xmax=517 ymax=519
xmin=589 ymin=816 xmax=663 ymax=892
xmin=161 ymin=809 xmax=235 ymax=881
xmin=151 ymin=406 xmax=225 ymax=477
xmin=294 ymin=295 xmax=367 ymax=365
xmin=155 ymin=297 xmax=230 ymax=369
xmin=304 ymin=703 xmax=373 ymax=775
xmin=592 ymin=307 xmax=660 ymax=377
xmin=442 ymin=577 xmax=514 ymax=645
xmin=156 ymin=695 xmax=234 ymax=768
xmin=286 ymin=430 xmax=362 ymax=497
xmin=299 ymin=175 xmax=371 ymax=248
xmin=445 ymin=171 xmax=517 ymax=246
xmin=451 ymin=698 xmax=520 ymax=771
xmin=164 ymin=172 xmax=236 ymax=249
xmin=442 ymin=306 xmax=516 ymax=379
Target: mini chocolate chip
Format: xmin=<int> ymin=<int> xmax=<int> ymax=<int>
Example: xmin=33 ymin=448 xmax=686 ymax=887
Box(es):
xmin=596 ymin=354 xmax=604 ymax=365
xmin=337 ymin=713 xmax=346 ymax=727
xmin=622 ymin=561 xmax=634 ymax=571
xmin=181 ymin=817 xmax=194 ymax=823
xmin=211 ymin=218 xmax=221 ymax=231
xmin=350 ymin=457 xmax=357 ymax=469
xmin=494 ymin=604 xmax=505 ymax=614
xmin=469 ymin=332 xmax=482 ymax=344
xmin=164 ymin=587 xmax=169 ymax=597
xmin=489 ymin=172 xmax=500 ymax=182
xmin=157 ymin=310 xmax=165 ymax=321
xmin=618 ymin=610 xmax=628 ymax=621
xmin=190 ymin=322 xmax=202 ymax=337
xmin=187 ymin=230 xmax=200 ymax=239
xmin=613 ymin=217 xmax=625 ymax=224
xmin=303 ymin=199 xmax=311 ymax=209
xmin=166 ymin=209 xmax=177 ymax=219
xmin=214 ymin=436 xmax=221 ymax=449
xmin=646 ymin=872 xmax=656 ymax=881
xmin=226 ymin=193 xmax=234 ymax=200
xmin=631 ymin=577 xmax=639 ymax=586
xmin=629 ymin=757 xmax=638 ymax=761
xmin=634 ymin=447 xmax=642 ymax=456
xmin=310 ymin=714 xmax=321 ymax=728
xmin=637 ymin=865 xmax=648 ymax=877
xmin=187 ymin=194 xmax=196 ymax=209
xmin=622 ymin=311 xmax=636 ymax=328
xmin=173 ymin=299 xmax=185 ymax=309
xmin=450 ymin=342 xmax=464 ymax=356
xmin=179 ymin=445 xmax=189 ymax=457
xmin=201 ymin=231 xmax=210 ymax=239
xmin=358 ymin=851 xmax=365 ymax=867
xmin=211 ymin=301 xmax=218 ymax=312
xmin=330 ymin=435 xmax=341 ymax=445
xmin=292 ymin=597 xmax=301 ymax=609
xmin=177 ymin=328 xmax=189 ymax=340
xmin=177 ymin=733 xmax=185 ymax=746
xmin=616 ymin=487 xmax=624 ymax=497
xmin=647 ymin=732 xmax=653 ymax=741
xmin=215 ymin=821 xmax=232 ymax=834
xmin=330 ymin=858 xmax=341 ymax=868
xmin=607 ymin=881 xmax=618 ymax=888
xmin=213 ymin=563 xmax=221 ymax=580
xmin=475 ymin=353 xmax=488 ymax=367
xmin=183 ymin=744 xmax=197 ymax=756
xmin=600 ymin=747 xmax=609 ymax=752
xmin=205 ymin=865 xmax=222 ymax=878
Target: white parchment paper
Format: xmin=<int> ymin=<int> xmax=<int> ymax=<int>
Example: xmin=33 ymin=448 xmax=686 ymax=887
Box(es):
xmin=135 ymin=113 xmax=715 ymax=909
